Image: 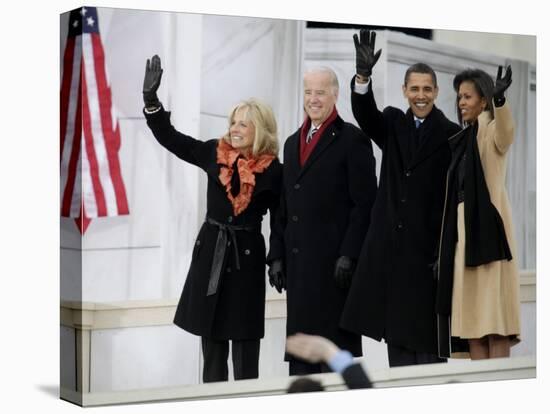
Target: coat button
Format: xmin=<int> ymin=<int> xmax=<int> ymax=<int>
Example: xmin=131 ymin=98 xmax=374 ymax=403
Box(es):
xmin=397 ymin=222 xmax=404 ymax=230
xmin=292 ymin=247 xmax=299 ymax=254
xmin=244 ymin=249 xmax=251 ymax=255
xmin=294 ymin=183 xmax=301 ymax=190
xmin=228 ymin=216 xmax=233 ymax=223
xmin=400 ymin=197 xmax=406 ymax=203
xmin=226 ymin=267 xmax=231 ymax=273
xmin=227 ymin=241 xmax=231 ymax=247
xmin=196 ymin=240 xmax=201 ymax=246
xmin=405 ymin=170 xmax=411 ymax=177
xmin=292 ymin=215 xmax=299 ymax=222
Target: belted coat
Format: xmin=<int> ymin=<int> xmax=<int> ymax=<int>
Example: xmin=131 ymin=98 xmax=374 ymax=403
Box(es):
xmin=145 ymin=107 xmax=282 ymax=340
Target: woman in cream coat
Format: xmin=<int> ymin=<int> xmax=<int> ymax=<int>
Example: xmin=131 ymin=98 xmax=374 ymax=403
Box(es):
xmin=436 ymin=66 xmax=520 ymax=359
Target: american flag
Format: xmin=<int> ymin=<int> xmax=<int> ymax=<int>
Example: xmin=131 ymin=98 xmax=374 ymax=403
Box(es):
xmin=60 ymin=7 xmax=129 ymax=234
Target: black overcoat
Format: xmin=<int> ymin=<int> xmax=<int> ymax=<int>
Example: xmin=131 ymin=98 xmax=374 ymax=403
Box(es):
xmin=340 ymin=79 xmax=461 ymax=354
xmin=145 ymin=107 xmax=282 ymax=340
xmin=268 ymin=115 xmax=377 ymax=357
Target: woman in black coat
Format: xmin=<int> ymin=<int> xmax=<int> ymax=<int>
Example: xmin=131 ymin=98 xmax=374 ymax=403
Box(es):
xmin=142 ymin=55 xmax=282 ymax=383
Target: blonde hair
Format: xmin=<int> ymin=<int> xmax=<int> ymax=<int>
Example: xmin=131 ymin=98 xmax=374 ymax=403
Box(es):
xmin=223 ymin=99 xmax=279 ymax=157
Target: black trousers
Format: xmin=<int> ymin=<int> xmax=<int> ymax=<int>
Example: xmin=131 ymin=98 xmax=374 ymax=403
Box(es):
xmin=201 ymin=337 xmax=260 ymax=383
xmin=387 ymin=343 xmax=447 ymax=367
xmin=289 ymin=359 xmax=332 ymax=376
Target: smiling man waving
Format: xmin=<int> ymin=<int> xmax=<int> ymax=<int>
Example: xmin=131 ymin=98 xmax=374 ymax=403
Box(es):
xmin=340 ymin=30 xmax=461 ymax=368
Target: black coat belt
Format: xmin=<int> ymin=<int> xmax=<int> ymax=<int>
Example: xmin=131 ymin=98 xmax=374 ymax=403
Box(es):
xmin=205 ymin=217 xmax=260 ymax=296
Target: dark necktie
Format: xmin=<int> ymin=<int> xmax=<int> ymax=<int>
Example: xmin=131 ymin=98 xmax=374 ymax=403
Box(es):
xmin=306 ymin=127 xmax=318 ymax=144
xmin=411 ymin=119 xmax=422 ymax=156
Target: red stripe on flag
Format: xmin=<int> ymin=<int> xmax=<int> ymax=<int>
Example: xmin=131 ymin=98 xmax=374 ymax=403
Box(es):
xmin=110 ymin=123 xmax=129 ymax=213
xmin=81 ymin=60 xmax=108 ymax=217
xmin=91 ymin=33 xmax=129 ymax=214
xmin=61 ymin=73 xmax=82 ymax=217
xmin=60 ymin=37 xmax=75 ymax=157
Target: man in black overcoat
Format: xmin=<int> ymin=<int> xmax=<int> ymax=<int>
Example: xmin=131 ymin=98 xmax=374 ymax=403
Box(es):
xmin=267 ymin=66 xmax=377 ymax=375
xmin=340 ymin=30 xmax=462 ymax=367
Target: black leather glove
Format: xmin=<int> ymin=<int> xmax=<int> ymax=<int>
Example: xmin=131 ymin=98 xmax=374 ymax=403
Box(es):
xmin=353 ymin=29 xmax=382 ymax=79
xmin=493 ymin=65 xmax=512 ymax=107
xmin=143 ymin=55 xmax=163 ymax=108
xmin=334 ymin=256 xmax=356 ymax=289
xmin=268 ymin=259 xmax=286 ymax=293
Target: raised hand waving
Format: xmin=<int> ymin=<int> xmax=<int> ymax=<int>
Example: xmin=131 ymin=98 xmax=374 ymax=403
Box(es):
xmin=353 ymin=29 xmax=382 ymax=79
xmin=493 ymin=65 xmax=512 ymax=106
xmin=143 ymin=55 xmax=163 ymax=108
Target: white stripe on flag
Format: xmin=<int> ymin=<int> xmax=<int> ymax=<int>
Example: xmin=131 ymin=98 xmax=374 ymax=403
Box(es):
xmin=79 ymin=137 xmax=97 ymax=217
xmin=82 ymin=34 xmax=119 ymax=217
xmin=70 ymin=148 xmax=83 ymax=217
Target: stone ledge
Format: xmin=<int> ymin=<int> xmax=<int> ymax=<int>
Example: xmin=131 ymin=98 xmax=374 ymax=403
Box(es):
xmin=60 ymin=270 xmax=535 ymax=330
xmin=60 ymin=355 xmax=535 ymax=407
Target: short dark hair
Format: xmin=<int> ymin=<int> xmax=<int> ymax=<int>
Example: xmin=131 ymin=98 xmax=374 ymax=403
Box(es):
xmin=287 ymin=377 xmax=325 ymax=393
xmin=453 ymin=68 xmax=494 ymax=124
xmin=404 ymin=63 xmax=438 ymax=87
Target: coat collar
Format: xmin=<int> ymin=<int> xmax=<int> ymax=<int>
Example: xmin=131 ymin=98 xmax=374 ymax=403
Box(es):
xmin=402 ymin=106 xmax=451 ymax=169
xmin=287 ymin=116 xmax=345 ymax=180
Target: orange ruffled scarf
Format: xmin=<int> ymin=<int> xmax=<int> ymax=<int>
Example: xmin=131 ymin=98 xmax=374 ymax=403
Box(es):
xmin=216 ymin=139 xmax=275 ymax=216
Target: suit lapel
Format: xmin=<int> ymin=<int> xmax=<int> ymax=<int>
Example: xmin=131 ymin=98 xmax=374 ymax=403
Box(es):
xmin=251 ymin=162 xmax=274 ymax=195
xmin=297 ymin=121 xmax=339 ymax=180
xmin=284 ymin=130 xmax=302 ymax=183
xmin=205 ymin=144 xmax=224 ymax=187
xmin=397 ymin=110 xmax=414 ymax=167
xmin=408 ymin=108 xmax=449 ymax=169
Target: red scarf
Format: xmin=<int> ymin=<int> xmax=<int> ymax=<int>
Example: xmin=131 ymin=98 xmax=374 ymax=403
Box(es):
xmin=216 ymin=139 xmax=275 ymax=216
xmin=299 ymin=107 xmax=338 ymax=166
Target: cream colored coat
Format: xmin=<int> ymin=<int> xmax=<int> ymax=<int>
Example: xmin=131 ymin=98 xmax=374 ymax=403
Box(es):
xmin=451 ymin=102 xmax=521 ymax=342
